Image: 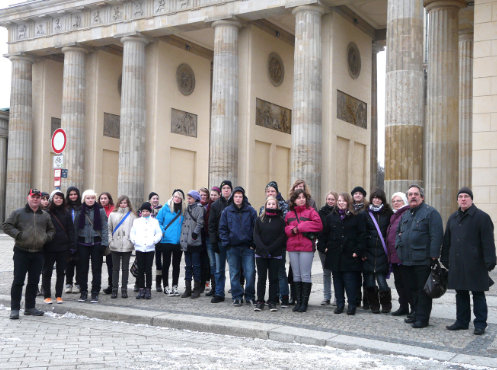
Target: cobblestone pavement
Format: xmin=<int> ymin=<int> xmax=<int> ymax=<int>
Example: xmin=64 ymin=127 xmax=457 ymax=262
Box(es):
xmin=1 ymin=234 xmax=497 ymax=363
xmin=0 ymin=308 xmax=489 ymax=369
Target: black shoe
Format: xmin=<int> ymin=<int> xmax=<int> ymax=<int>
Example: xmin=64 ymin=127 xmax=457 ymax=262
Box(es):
xmin=474 ymin=327 xmax=485 ymax=335
xmin=334 ymin=306 xmax=344 ymax=314
xmin=78 ymin=291 xmax=88 ymax=302
xmin=121 ymin=289 xmax=128 ymax=299
xmin=280 ymin=296 xmax=290 ymax=308
xmin=347 ymin=306 xmax=356 ymax=315
xmin=446 ymin=322 xmax=468 ymax=331
xmin=391 ymin=307 xmax=409 ymax=316
xmin=111 ymin=289 xmax=118 ymax=299
xmin=211 ymin=295 xmax=225 ymax=303
xmin=254 ymin=301 xmax=264 ymax=311
xmin=404 ymin=316 xmax=416 ymax=324
xmin=10 ymin=310 xmax=19 ymax=320
xmin=412 ymin=321 xmax=428 ymax=328
xmin=136 ymin=288 xmax=144 ymax=299
xmin=24 ymin=308 xmax=44 ymax=316
xmin=134 ymin=284 xmax=139 ymax=292
xmin=144 ymin=288 xmax=152 ymax=300
xmin=90 ymin=293 xmax=99 ymax=303
xmin=268 ymin=303 xmax=278 ymax=312
xmin=156 ymin=275 xmax=163 ymax=292
xmin=232 ymin=299 xmax=242 ymax=307
xmin=103 ymin=286 xmax=112 ymax=295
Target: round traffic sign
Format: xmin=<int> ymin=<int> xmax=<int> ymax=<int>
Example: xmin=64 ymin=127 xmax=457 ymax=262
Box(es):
xmin=51 ymin=128 xmax=67 ymax=154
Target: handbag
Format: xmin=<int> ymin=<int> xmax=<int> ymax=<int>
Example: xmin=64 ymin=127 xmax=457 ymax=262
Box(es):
xmin=423 ymin=260 xmax=448 ymax=299
xmin=294 ymin=211 xmax=318 ymax=241
xmin=130 ymin=258 xmax=138 ymax=278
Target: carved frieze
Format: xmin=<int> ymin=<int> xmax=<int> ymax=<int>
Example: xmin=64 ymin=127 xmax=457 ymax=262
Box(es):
xmin=35 ymin=21 xmax=47 ymax=36
xmin=337 ymin=90 xmax=367 ymax=129
xmin=171 ymin=108 xmax=197 ymax=137
xmin=255 ymin=98 xmax=291 ymax=134
xmin=17 ymin=23 xmax=27 ymax=40
xmin=104 ymin=113 xmax=120 ymax=139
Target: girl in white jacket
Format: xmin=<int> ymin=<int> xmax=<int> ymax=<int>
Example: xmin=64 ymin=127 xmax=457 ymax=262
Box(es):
xmin=130 ymin=202 xmax=162 ymax=299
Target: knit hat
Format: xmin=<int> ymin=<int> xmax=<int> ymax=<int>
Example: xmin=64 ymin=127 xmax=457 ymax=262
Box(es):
xmin=232 ymin=186 xmax=245 ymax=196
xmin=49 ymin=190 xmax=64 ymax=202
xmin=211 ymin=186 xmax=221 ymax=194
xmin=139 ymin=202 xmax=153 ymax=213
xmin=81 ymin=189 xmax=97 ymax=203
xmin=351 ymin=186 xmax=367 ymax=198
xmin=220 ymin=180 xmax=233 ymax=190
xmin=266 ymin=181 xmax=279 ymax=193
xmin=172 ymin=189 xmax=185 ymax=199
xmin=457 ymin=187 xmax=473 ymax=200
xmin=187 ymin=190 xmax=201 ymax=202
xmin=148 ymin=192 xmax=158 ymax=200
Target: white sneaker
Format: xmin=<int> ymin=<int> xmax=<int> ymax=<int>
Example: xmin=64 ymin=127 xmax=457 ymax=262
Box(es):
xmin=172 ymin=285 xmax=179 ymax=296
xmin=164 ymin=286 xmax=171 ymax=295
xmin=73 ymin=285 xmax=81 ymax=294
xmin=65 ymin=284 xmax=72 ymax=294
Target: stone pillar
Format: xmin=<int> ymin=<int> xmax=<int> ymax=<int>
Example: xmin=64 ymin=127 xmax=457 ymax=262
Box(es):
xmin=61 ymin=46 xmax=87 ymax=190
xmin=424 ymin=0 xmax=465 ymax=221
xmin=291 ymin=5 xmax=324 ymax=201
xmin=118 ymin=35 xmax=147 ymax=208
xmin=458 ymin=29 xmax=473 ymax=188
xmin=5 ymin=55 xmax=33 ymax=216
xmin=0 ymin=116 xmax=8 ymax=221
xmin=384 ymin=0 xmax=425 ymax=199
xmin=209 ymin=20 xmax=240 ymax=188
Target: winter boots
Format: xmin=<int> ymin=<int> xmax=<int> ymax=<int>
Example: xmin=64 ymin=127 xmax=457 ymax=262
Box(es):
xmin=191 ymin=281 xmax=201 ymax=299
xmin=144 ymin=288 xmax=152 ymax=300
xmin=289 ymin=282 xmax=297 ymax=306
xmin=156 ymin=270 xmax=163 ymax=292
xmin=292 ymin=282 xmax=302 ymax=312
xmin=298 ymin=282 xmax=312 ymax=312
xmin=206 ymin=275 xmax=216 ymax=297
xmin=379 ymin=288 xmax=392 ymax=313
xmin=136 ymin=288 xmax=145 ymax=299
xmin=181 ymin=280 xmax=192 ymax=298
xmin=111 ymin=288 xmax=118 ymax=299
xmin=367 ymin=287 xmax=380 ymax=314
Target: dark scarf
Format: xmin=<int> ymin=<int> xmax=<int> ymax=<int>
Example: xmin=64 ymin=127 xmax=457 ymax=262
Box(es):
xmin=78 ymin=203 xmax=102 ymax=231
xmin=338 ymin=208 xmax=347 ymax=220
xmin=353 ymin=203 xmax=364 ymax=212
xmin=174 ymin=202 xmax=182 ymax=214
xmin=265 ymin=208 xmax=278 ymax=217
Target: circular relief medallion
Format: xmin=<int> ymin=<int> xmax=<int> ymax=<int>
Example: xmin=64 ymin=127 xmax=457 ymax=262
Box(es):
xmin=176 ymin=63 xmax=195 ymax=96
xmin=268 ymin=52 xmax=284 ymax=87
xmin=347 ymin=42 xmax=361 ymax=79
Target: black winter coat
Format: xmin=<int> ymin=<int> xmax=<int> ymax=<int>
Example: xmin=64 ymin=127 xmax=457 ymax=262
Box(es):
xmin=44 ymin=206 xmax=76 ymax=253
xmin=208 ymin=197 xmax=230 ymax=245
xmin=441 ymin=205 xmax=496 ymax=291
xmin=319 ymin=211 xmax=365 ymax=272
xmin=363 ymin=207 xmax=393 ymax=274
xmin=253 ymin=210 xmax=286 ymax=258
xmin=317 ymin=205 xmax=336 ymax=252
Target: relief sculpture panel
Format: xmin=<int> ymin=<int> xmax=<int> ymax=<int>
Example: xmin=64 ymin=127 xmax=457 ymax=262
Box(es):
xmin=337 ymin=90 xmax=367 ymax=129
xmin=171 ymin=108 xmax=197 ymax=138
xmin=255 ymin=98 xmax=291 ymax=134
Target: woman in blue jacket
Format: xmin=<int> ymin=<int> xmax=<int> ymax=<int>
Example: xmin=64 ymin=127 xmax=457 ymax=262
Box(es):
xmin=156 ymin=189 xmax=185 ymax=296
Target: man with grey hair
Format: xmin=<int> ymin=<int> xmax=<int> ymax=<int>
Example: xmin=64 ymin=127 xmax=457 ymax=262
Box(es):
xmin=395 ymin=184 xmax=443 ymax=328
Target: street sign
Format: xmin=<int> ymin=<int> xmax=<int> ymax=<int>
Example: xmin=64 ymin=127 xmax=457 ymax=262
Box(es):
xmin=54 ymin=178 xmax=61 ymax=187
xmin=54 ymin=168 xmax=61 ymax=178
xmin=53 ymin=154 xmax=63 ymax=169
xmin=61 ymin=169 xmax=68 ymax=178
xmin=51 ymin=128 xmax=67 ymax=154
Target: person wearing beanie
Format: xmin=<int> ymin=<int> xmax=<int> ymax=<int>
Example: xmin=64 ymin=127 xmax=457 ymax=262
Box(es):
xmin=147 ymin=192 xmax=163 ymax=292
xmin=108 ymin=195 xmax=137 ymax=299
xmin=98 ymin=192 xmax=115 ymax=295
xmin=179 ymin=190 xmax=206 ymax=298
xmin=130 ymin=202 xmax=162 ymax=300
xmin=42 ymin=190 xmax=76 ymax=305
xmin=74 ymin=189 xmax=109 ymax=304
xmin=203 ymin=187 xmax=221 ymax=297
xmin=442 ymin=187 xmax=496 ymax=335
xmin=218 ymin=186 xmax=258 ymax=307
xmin=65 ymin=186 xmax=82 ymax=294
xmin=156 ymin=190 xmax=185 ymax=296
xmin=208 ymin=180 xmax=233 ymax=303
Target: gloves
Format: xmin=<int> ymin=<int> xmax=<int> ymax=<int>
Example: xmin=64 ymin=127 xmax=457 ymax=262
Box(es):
xmin=487 ymin=263 xmax=495 ymax=272
xmin=192 ymin=232 xmax=198 ymax=240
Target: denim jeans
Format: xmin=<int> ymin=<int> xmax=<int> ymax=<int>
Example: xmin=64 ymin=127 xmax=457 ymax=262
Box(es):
xmin=206 ymin=240 xmax=217 ymax=275
xmin=11 ymin=249 xmax=44 ymax=310
xmin=402 ymin=265 xmax=432 ymax=324
xmin=456 ymin=290 xmax=488 ymax=329
xmin=184 ymin=251 xmax=202 ymax=282
xmin=256 ymin=257 xmax=279 ymax=304
xmin=364 ymin=272 xmax=389 ymax=292
xmin=333 ymin=271 xmax=360 ymax=309
xmin=278 ymin=252 xmax=289 ymax=298
xmin=288 ymin=251 xmax=314 ymax=283
xmin=214 ymin=243 xmax=227 ymax=297
xmin=78 ymin=244 xmax=104 ymax=294
xmin=226 ymin=246 xmax=255 ymax=301
xmin=318 ymin=251 xmax=332 ymax=300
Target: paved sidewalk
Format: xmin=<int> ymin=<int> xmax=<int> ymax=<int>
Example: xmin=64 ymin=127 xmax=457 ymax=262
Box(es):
xmin=1 ymin=234 xmax=496 ymax=366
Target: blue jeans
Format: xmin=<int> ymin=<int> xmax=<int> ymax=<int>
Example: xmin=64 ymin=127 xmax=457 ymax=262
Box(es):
xmin=333 ymin=271 xmax=360 ymax=308
xmin=214 ymin=243 xmax=227 ymax=297
xmin=318 ymin=251 xmax=332 ymax=300
xmin=278 ymin=252 xmax=289 ymax=298
xmin=184 ymin=251 xmax=201 ymax=282
xmin=206 ymin=240 xmax=216 ymax=275
xmin=226 ymin=246 xmax=255 ymax=301
xmin=456 ymin=290 xmax=488 ymax=329
xmin=364 ymin=272 xmax=389 ymax=291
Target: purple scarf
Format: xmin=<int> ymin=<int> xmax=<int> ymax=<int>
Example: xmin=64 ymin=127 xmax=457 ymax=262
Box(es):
xmin=77 ymin=203 xmax=102 ymax=231
xmin=338 ymin=208 xmax=347 ymax=220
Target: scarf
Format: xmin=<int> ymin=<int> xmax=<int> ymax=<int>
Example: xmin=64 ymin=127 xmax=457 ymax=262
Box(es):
xmin=369 ymin=203 xmax=384 ymax=213
xmin=353 ymin=203 xmax=364 ymax=212
xmin=77 ymin=203 xmax=102 ymax=231
xmin=265 ymin=208 xmax=278 ymax=216
xmin=338 ymin=208 xmax=347 ymax=220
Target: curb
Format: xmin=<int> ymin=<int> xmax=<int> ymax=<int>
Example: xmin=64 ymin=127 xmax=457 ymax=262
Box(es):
xmin=1 ymin=294 xmax=496 ymax=367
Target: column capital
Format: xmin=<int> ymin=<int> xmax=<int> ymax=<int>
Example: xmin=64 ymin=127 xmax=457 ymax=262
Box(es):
xmin=291 ymin=4 xmax=327 ymax=16
xmin=61 ymin=44 xmax=90 ymax=55
xmin=8 ymin=54 xmax=34 ymax=64
xmin=120 ymin=33 xmax=149 ymax=45
xmin=211 ymin=19 xmax=241 ymax=30
xmin=424 ymin=0 xmax=466 ymax=12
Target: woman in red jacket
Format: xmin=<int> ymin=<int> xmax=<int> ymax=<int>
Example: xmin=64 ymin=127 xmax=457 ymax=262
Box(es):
xmin=285 ymin=189 xmax=323 ymax=312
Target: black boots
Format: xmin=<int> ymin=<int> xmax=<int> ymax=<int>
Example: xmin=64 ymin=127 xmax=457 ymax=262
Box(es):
xmin=206 ymin=275 xmax=215 ymax=296
xmin=289 ymin=283 xmax=297 ymax=305
xmin=379 ymin=288 xmax=392 ymax=313
xmin=181 ymin=280 xmax=192 ymax=298
xmin=121 ymin=288 xmax=128 ymax=299
xmin=191 ymin=281 xmax=201 ymax=299
xmin=292 ymin=282 xmax=303 ymax=312
xmin=111 ymin=288 xmax=118 ymax=299
xmin=144 ymin=288 xmax=152 ymax=300
xmin=367 ymin=287 xmax=380 ymax=314
xmin=156 ymin=272 xmax=163 ymax=292
xmin=392 ymin=305 xmax=409 ymax=316
xmin=298 ymin=282 xmax=312 ymax=312
xmin=136 ymin=288 xmax=145 ymax=299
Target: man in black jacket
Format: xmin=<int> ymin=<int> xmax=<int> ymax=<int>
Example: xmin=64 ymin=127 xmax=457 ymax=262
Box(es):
xmin=3 ymin=189 xmax=56 ymax=319
xmin=441 ymin=187 xmax=496 ymax=335
xmin=208 ymin=180 xmax=232 ymax=303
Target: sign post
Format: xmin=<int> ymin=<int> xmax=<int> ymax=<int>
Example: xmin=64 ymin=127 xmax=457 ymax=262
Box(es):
xmin=51 ymin=129 xmax=67 ymax=189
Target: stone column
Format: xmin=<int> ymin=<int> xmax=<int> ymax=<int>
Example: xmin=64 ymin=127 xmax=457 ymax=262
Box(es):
xmin=384 ymin=0 xmax=425 ymax=199
xmin=61 ymin=46 xmax=87 ymax=190
xmin=209 ymin=20 xmax=240 ymax=188
xmin=0 ymin=116 xmax=8 ymax=221
xmin=291 ymin=5 xmax=325 ymax=200
xmin=5 ymin=55 xmax=33 ymax=216
xmin=118 ymin=35 xmax=147 ymax=208
xmin=424 ymin=0 xmax=465 ymax=221
xmin=458 ymin=29 xmax=473 ymax=188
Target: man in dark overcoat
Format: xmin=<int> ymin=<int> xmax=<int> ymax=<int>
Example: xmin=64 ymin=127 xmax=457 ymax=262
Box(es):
xmin=441 ymin=187 xmax=496 ymax=335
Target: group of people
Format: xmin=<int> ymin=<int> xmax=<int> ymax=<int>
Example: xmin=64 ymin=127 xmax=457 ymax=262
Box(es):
xmin=3 ymin=180 xmax=495 ymax=336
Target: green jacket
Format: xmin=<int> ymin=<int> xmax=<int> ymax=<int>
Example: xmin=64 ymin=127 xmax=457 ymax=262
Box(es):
xmin=3 ymin=204 xmax=56 ymax=252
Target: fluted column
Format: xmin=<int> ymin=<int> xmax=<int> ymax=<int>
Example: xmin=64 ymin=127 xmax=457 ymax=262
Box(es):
xmin=5 ymin=55 xmax=33 ymax=216
xmin=61 ymin=46 xmax=87 ymax=190
xmin=384 ymin=0 xmax=425 ymax=199
xmin=209 ymin=20 xmax=240 ymax=187
xmin=424 ymin=0 xmax=465 ymax=221
xmin=118 ymin=35 xmax=147 ymax=208
xmin=0 ymin=117 xmax=8 ymax=221
xmin=291 ymin=5 xmax=324 ymax=200
xmin=459 ymin=30 xmax=473 ymax=188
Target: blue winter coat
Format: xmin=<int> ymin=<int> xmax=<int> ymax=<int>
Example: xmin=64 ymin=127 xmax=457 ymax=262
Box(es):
xmin=219 ymin=201 xmax=257 ymax=248
xmin=156 ymin=200 xmax=184 ymax=245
